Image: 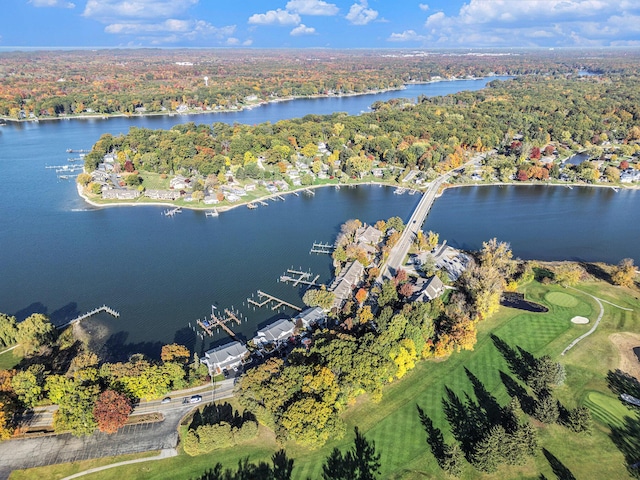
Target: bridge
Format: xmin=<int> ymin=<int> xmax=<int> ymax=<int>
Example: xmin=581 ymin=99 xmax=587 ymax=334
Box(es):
xmin=377 ymin=153 xmax=486 ymax=282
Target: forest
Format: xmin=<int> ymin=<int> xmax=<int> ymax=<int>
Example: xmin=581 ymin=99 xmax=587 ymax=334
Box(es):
xmin=2 ymin=48 xmax=640 ymax=119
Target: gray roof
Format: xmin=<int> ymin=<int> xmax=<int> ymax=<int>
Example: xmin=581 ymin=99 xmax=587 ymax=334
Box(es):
xmin=254 ymin=318 xmax=296 ymax=343
xmin=294 ymin=306 xmax=326 ymax=327
xmin=357 ymin=226 xmax=383 ymax=245
xmin=202 ymin=341 xmax=248 ymax=370
xmin=330 ymin=260 xmax=365 ymax=308
xmin=412 ymin=275 xmax=444 ymax=302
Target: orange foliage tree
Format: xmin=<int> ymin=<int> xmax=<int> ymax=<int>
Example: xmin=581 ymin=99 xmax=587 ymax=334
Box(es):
xmin=93 ymin=390 xmax=132 ymax=434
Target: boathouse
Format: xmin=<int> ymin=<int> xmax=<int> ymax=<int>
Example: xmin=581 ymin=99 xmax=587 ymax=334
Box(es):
xmin=201 ymin=341 xmax=249 ymax=375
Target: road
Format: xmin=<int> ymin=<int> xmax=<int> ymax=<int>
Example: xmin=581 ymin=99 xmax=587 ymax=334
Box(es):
xmin=0 ymin=380 xmax=237 ymax=479
xmin=19 ymin=379 xmax=236 ymax=430
xmin=377 ymin=154 xmax=485 ymax=282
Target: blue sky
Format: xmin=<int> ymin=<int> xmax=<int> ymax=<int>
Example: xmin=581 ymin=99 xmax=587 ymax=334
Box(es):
xmin=3 ymin=0 xmax=640 ymax=48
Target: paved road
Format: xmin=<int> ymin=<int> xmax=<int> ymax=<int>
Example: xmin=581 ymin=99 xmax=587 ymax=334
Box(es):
xmin=378 ymin=154 xmax=484 ymax=282
xmin=0 ymin=380 xmax=235 ymax=479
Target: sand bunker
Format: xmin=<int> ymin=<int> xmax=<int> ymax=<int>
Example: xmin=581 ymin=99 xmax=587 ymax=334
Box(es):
xmin=610 ymin=332 xmax=640 ymax=381
xmin=571 ymin=316 xmax=589 ymax=324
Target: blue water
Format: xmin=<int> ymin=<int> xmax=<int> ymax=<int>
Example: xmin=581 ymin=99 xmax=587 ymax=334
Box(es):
xmin=1 ymin=77 xmax=638 ymax=359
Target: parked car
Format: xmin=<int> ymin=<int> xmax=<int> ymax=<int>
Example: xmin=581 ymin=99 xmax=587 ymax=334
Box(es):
xmin=189 ymin=395 xmax=202 ymax=404
xmin=161 ymin=397 xmax=171 ymax=404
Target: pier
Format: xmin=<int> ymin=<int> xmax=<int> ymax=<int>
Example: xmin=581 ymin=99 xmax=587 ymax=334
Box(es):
xmin=279 ymin=269 xmax=321 ymax=288
xmin=247 ymin=290 xmax=302 ymax=312
xmin=247 ymin=203 xmax=257 ymax=209
xmin=304 ymin=188 xmax=315 ymax=196
xmin=197 ymin=306 xmax=242 ymax=339
xmin=310 ymin=242 xmax=335 ymax=255
xmin=66 ymin=148 xmax=90 ymax=153
xmin=205 ymin=209 xmax=218 ymax=217
xmin=163 ymin=207 xmax=182 ymax=217
xmin=59 ymin=305 xmax=119 ymax=329
xmin=258 ymin=200 xmax=268 ymax=206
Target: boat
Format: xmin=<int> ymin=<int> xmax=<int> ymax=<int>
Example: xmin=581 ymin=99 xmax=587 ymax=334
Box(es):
xmin=205 ymin=210 xmax=218 ymax=217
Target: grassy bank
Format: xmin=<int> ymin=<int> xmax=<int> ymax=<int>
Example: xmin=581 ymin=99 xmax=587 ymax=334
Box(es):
xmin=10 ymin=278 xmax=640 ymax=479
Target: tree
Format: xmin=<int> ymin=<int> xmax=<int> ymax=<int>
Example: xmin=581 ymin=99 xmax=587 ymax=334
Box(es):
xmin=281 ymin=397 xmax=345 ymax=449
xmin=355 ymin=288 xmax=368 ymax=305
xmin=480 ymin=238 xmax=515 ymax=279
xmin=0 ymin=313 xmax=18 ymax=348
xmin=611 ymin=258 xmax=636 ymax=287
xmin=553 ymin=263 xmax=583 ymax=286
xmin=385 ymin=216 xmax=405 ymax=233
xmin=161 ymin=343 xmax=190 ymax=363
xmin=322 ymin=427 xmax=381 ymax=480
xmin=377 ymin=279 xmax=398 ymax=308
xmin=15 ymin=313 xmax=54 ymax=356
xmin=528 ymin=355 xmax=565 ymax=392
xmin=93 ymin=389 xmax=132 ymax=434
xmin=302 ymin=287 xmax=335 ymax=310
xmin=533 ymin=392 xmax=560 ymax=424
xmin=11 ymin=364 xmax=45 ymax=407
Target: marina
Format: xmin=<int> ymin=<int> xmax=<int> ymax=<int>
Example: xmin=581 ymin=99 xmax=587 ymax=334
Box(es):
xmin=163 ymin=207 xmax=182 ymax=216
xmin=310 ymin=242 xmax=335 ymax=255
xmin=247 ymin=290 xmax=302 ymax=312
xmin=279 ymin=268 xmax=321 ymax=288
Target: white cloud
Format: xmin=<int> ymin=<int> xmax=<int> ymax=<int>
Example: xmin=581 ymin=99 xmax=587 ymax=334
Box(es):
xmin=421 ymin=0 xmax=640 ymax=46
xmin=30 ymin=0 xmax=75 ymax=8
xmin=346 ymin=0 xmax=378 ymax=25
xmin=286 ymin=0 xmax=339 ymax=16
xmin=248 ymin=9 xmax=301 ymax=26
xmin=84 ymin=0 xmax=197 ymax=20
xmin=419 ymin=3 xmax=429 ymax=11
xmin=388 ymin=30 xmax=427 ymax=42
xmin=104 ymin=18 xmax=236 ymax=43
xmin=290 ymin=24 xmax=317 ymax=36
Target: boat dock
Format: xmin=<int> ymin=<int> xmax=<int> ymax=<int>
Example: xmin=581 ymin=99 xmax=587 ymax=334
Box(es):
xmin=247 ymin=203 xmax=258 ymax=209
xmin=258 ymin=200 xmax=268 ymax=206
xmin=197 ymin=306 xmax=242 ymax=339
xmin=205 ymin=209 xmax=218 ymax=217
xmin=66 ymin=148 xmax=90 ymax=153
xmin=304 ymin=188 xmax=315 ymax=196
xmin=310 ymin=242 xmax=335 ymax=254
xmin=279 ymin=269 xmax=321 ymax=287
xmin=247 ymin=290 xmax=302 ymax=312
xmin=163 ymin=207 xmax=182 ymax=217
xmin=59 ymin=305 xmax=119 ymax=329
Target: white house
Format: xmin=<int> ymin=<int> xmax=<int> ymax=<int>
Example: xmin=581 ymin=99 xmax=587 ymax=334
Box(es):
xmin=293 ymin=307 xmax=326 ymax=329
xmin=252 ymin=318 xmax=296 ymax=347
xmin=201 ymin=341 xmax=249 ymax=375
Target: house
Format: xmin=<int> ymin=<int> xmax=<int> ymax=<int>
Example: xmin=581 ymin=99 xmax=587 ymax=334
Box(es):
xmin=203 ymin=195 xmax=219 ymax=205
xmin=201 ymin=341 xmax=249 ymax=374
xmin=411 ymin=275 xmax=445 ymax=302
xmin=329 ymin=260 xmax=365 ymax=310
xmin=170 ymin=175 xmax=189 ymax=190
xmin=402 ymin=169 xmax=420 ymax=183
xmin=357 ymin=225 xmax=383 ymax=246
xmin=621 ymin=170 xmax=640 ymax=183
xmin=102 ymin=190 xmax=140 ymax=200
xmin=371 ymin=168 xmax=385 ymax=178
xmin=252 ymin=318 xmax=296 ymax=347
xmin=293 ymin=307 xmax=326 ymax=329
xmin=145 ymin=189 xmax=181 ymax=201
xmin=245 ymin=183 xmax=257 ymax=192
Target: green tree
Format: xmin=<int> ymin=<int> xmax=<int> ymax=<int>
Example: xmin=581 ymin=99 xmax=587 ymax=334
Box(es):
xmin=302 ymin=287 xmax=335 ymax=310
xmin=377 ymin=279 xmax=398 ymax=308
xmin=0 ymin=313 xmax=18 ymax=347
xmin=322 ymin=427 xmax=381 ymax=480
xmin=281 ymin=397 xmax=345 ymax=449
xmin=15 ymin=313 xmax=54 ymax=356
xmin=11 ymin=364 xmax=45 ymax=407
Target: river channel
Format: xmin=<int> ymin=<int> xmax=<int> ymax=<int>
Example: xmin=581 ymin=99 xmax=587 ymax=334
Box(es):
xmin=1 ymin=77 xmax=638 ymax=358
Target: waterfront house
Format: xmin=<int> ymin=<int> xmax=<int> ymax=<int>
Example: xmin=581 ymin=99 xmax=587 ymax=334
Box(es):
xmin=329 ymin=260 xmax=365 ymax=310
xmin=170 ymin=175 xmax=189 ymax=190
xmin=203 ymin=195 xmax=219 ymax=205
xmin=252 ymin=318 xmax=297 ymax=347
xmin=293 ymin=306 xmax=327 ymax=329
xmin=245 ymin=183 xmax=257 ymax=192
xmin=201 ymin=341 xmax=249 ymax=375
xmin=145 ymin=189 xmax=181 ymax=201
xmin=357 ymin=225 xmax=383 ymax=246
xmin=411 ymin=275 xmax=445 ymax=302
xmin=102 ymin=190 xmax=140 ymax=200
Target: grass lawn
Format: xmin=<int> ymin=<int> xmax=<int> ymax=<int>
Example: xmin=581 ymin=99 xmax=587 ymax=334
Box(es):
xmin=0 ymin=348 xmax=22 ymax=369
xmin=11 ymin=279 xmax=640 ymax=480
xmin=140 ymin=172 xmax=170 ymax=190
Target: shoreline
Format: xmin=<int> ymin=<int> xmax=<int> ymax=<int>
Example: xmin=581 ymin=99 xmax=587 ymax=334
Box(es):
xmin=77 ymin=178 xmax=639 ymax=213
xmin=0 ymin=76 xmax=508 ymax=125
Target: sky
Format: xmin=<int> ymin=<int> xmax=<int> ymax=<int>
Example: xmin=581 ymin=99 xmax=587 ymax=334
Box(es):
xmin=2 ymin=0 xmax=640 ymax=49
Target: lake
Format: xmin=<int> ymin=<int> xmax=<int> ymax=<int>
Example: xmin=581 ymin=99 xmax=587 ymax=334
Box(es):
xmin=1 ymin=76 xmax=638 ymax=359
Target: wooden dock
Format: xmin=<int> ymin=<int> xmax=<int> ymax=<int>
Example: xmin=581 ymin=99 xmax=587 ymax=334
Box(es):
xmin=164 ymin=207 xmax=182 ymax=217
xmin=247 ymin=290 xmax=302 ymax=312
xmin=279 ymin=269 xmax=320 ymax=288
xmin=60 ymin=305 xmax=119 ymax=329
xmin=247 ymin=203 xmax=257 ymax=209
xmin=310 ymin=242 xmax=335 ymax=254
xmin=258 ymin=200 xmax=268 ymax=206
xmin=304 ymin=188 xmax=315 ymax=196
xmin=205 ymin=209 xmax=218 ymax=217
xmin=197 ymin=306 xmax=242 ymax=339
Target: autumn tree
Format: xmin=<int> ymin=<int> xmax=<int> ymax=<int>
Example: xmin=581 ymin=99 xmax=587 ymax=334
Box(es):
xmin=0 ymin=313 xmax=18 ymax=348
xmin=355 ymin=288 xmax=368 ymax=305
xmin=93 ymin=389 xmax=132 ymax=434
xmin=611 ymin=258 xmax=636 ymax=287
xmin=11 ymin=364 xmax=45 ymax=407
xmin=553 ymin=263 xmax=584 ymax=286
xmin=161 ymin=343 xmax=190 ymax=363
